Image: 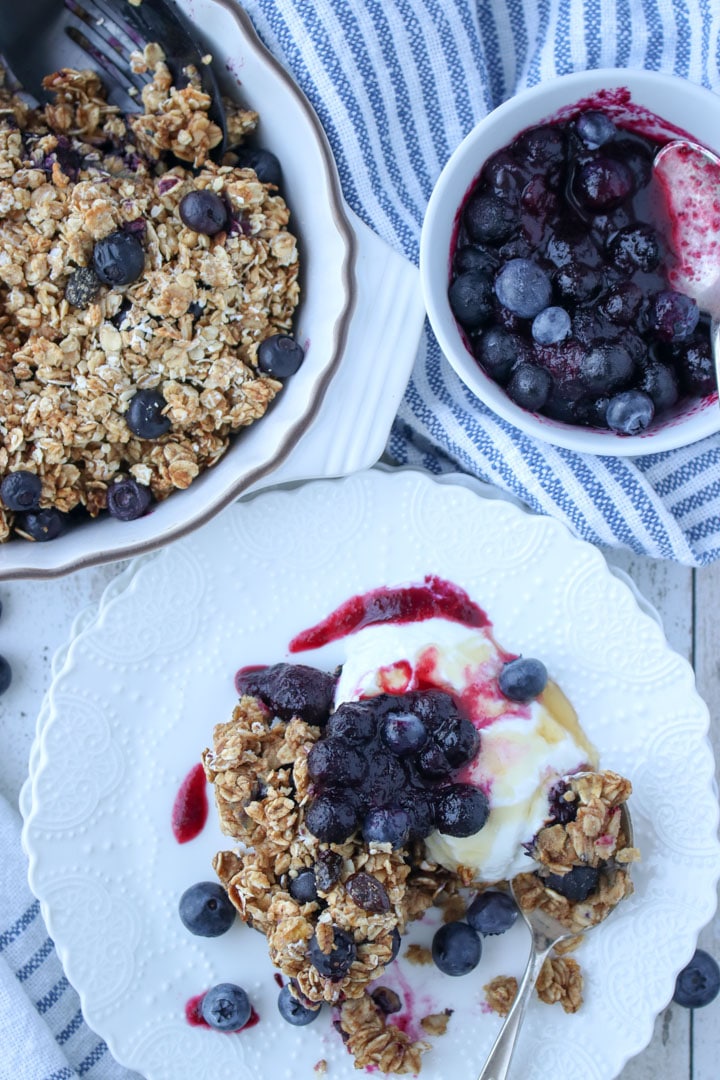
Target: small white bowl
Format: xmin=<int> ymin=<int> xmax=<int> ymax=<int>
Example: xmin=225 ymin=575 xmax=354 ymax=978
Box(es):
xmin=420 ymin=68 xmax=720 ymax=456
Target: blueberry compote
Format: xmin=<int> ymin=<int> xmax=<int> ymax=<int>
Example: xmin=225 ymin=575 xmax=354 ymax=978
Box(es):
xmin=450 ymin=110 xmax=714 ymax=432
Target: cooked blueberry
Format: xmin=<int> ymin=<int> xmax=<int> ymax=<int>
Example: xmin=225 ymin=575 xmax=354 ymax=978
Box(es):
xmin=583 ymin=343 xmax=634 ymax=392
xmin=454 ymin=245 xmax=497 ymax=275
xmin=362 ymin=807 xmax=410 ymax=848
xmin=506 ymin=362 xmax=552 ymax=411
xmin=474 ymin=327 xmax=521 ymax=384
xmin=93 ymin=230 xmax=145 ymax=286
xmin=179 ymin=189 xmax=228 ymax=235
xmin=466 ymin=890 xmax=519 ymax=935
xmin=448 ymin=270 xmax=494 ymax=327
xmin=494 ymin=259 xmax=552 ymax=318
xmin=16 ymin=508 xmax=66 ymax=542
xmin=610 ymin=137 xmax=653 ymax=188
xmin=401 ymin=789 xmax=436 ymax=839
xmin=515 ymin=125 xmax=566 ymax=172
xmin=307 ymin=738 xmax=367 ymax=786
xmin=178 ymin=881 xmax=236 ymax=937
xmin=673 ymin=949 xmax=720 ymax=1009
xmin=638 ymin=362 xmax=679 ymax=412
xmin=597 ymin=281 xmax=643 ymax=326
xmin=125 ymin=389 xmax=171 ymax=439
xmin=675 ymin=336 xmax=716 ymax=396
xmin=233 ymin=146 xmax=283 ymax=187
xmin=547 ymin=780 xmax=579 ymax=824
xmin=483 ymin=150 xmax=526 ymax=201
xmin=499 ymin=657 xmax=548 ymax=702
xmin=553 ymin=261 xmax=602 ymax=304
xmin=544 ymin=865 xmax=600 ymax=901
xmin=65 ymin=266 xmax=101 ymax=308
xmin=277 ymin=984 xmax=321 ymax=1025
xmin=106 ymin=477 xmax=152 ymax=521
xmin=606 ymin=389 xmax=655 ymax=434
xmin=532 ymin=306 xmax=571 ymax=345
xmin=201 ymin=983 xmax=252 ymax=1031
xmin=464 ymin=194 xmax=516 ymax=244
xmin=576 ymin=111 xmax=616 ymax=149
xmin=235 ymin=663 xmax=336 ymax=724
xmin=370 ymin=986 xmax=402 ymax=1014
xmin=0 ymin=655 xmax=11 ymax=695
xmin=309 ymin=925 xmax=357 ymax=980
xmin=408 ymin=688 xmax=460 ymax=728
xmin=417 ymin=742 xmax=452 ymax=780
xmin=346 ymin=872 xmax=390 ymax=913
xmin=573 ymin=157 xmax=635 ymax=211
xmin=431 ymin=921 xmax=482 ymax=976
xmin=607 ymin=224 xmax=660 ymax=273
xmin=381 ymin=710 xmax=427 ymax=756
xmin=326 ymin=701 xmax=377 ymax=743
xmin=257 ymin=334 xmax=305 ymax=378
xmin=646 ymin=290 xmax=700 ymax=343
xmin=314 ymin=850 xmax=343 ymax=892
xmin=433 ymin=715 xmax=480 ymax=768
xmin=434 ymin=784 xmax=490 ymax=837
xmin=359 ymin=750 xmax=407 ymax=807
xmin=1 ymin=470 xmax=42 ymax=512
xmin=289 ymin=869 xmax=319 ymax=904
xmin=305 ymin=793 xmax=359 ymax=844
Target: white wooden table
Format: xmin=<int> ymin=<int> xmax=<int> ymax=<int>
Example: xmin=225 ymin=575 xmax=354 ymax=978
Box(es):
xmin=0 ymin=542 xmax=718 ymax=1079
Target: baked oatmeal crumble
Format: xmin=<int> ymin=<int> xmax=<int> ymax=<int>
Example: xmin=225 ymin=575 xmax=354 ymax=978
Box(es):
xmin=0 ymin=49 xmax=299 ymax=541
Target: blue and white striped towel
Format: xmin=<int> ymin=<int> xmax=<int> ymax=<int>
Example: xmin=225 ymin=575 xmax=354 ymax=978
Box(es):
xmin=4 ymin=3 xmax=720 ymax=1080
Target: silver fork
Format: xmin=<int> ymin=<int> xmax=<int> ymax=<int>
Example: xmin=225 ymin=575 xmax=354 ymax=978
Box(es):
xmin=0 ymin=0 xmax=226 ymax=152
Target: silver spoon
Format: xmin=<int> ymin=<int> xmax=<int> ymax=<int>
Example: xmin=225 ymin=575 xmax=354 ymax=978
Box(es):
xmin=652 ymin=139 xmax=720 ymax=402
xmin=476 ymin=800 xmax=634 ymax=1080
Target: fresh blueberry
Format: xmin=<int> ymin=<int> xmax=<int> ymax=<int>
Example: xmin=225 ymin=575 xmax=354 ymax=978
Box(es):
xmin=466 ymin=890 xmax=519 ymax=935
xmin=576 ymin=111 xmax=616 ymax=148
xmin=607 ymin=224 xmax=660 ymax=273
xmin=532 ymin=307 xmax=571 ymax=345
xmin=125 ymin=389 xmax=171 ymax=439
xmin=200 ymin=983 xmax=252 ymax=1031
xmin=362 ymin=807 xmax=410 ymax=849
xmin=583 ymin=343 xmax=634 ymax=392
xmin=544 ymin=865 xmax=600 ymax=901
xmin=326 ymin=701 xmax=377 ymax=743
xmin=431 ymin=921 xmax=482 ymax=976
xmin=474 ymin=327 xmax=521 ymax=384
xmin=16 ymin=509 xmax=66 ymax=542
xmin=673 ymin=949 xmax=720 ymax=1009
xmin=573 ymin=157 xmax=635 ymax=211
xmin=448 ymin=270 xmax=494 ymax=328
xmin=305 ymin=793 xmax=359 ymax=844
xmin=0 ymin=655 xmax=11 ymax=695
xmin=432 ymin=715 xmax=480 ymax=768
xmin=233 ymin=146 xmax=283 ymax=187
xmin=92 ymin=230 xmax=145 ymax=287
xmin=646 ymin=290 xmax=700 ymax=343
xmin=1 ymin=471 xmax=42 ymax=512
xmin=307 ymin=738 xmax=367 ymax=786
xmin=494 ymin=259 xmax=552 ymax=318
xmin=257 ymin=334 xmax=305 ymax=378
xmin=464 ymin=194 xmax=516 ymax=244
xmin=434 ymin=784 xmax=490 ymax=837
xmin=235 ymin=663 xmax=336 ymax=725
xmin=178 ymin=881 xmax=236 ymax=937
xmin=65 ymin=266 xmax=101 ymax=309
xmin=381 ymin=710 xmax=428 ymax=756
xmin=606 ymin=389 xmax=655 ymax=435
xmin=179 ymin=189 xmax=228 ymax=235
xmin=506 ymin=362 xmax=553 ymax=411
xmin=289 ymin=869 xmax=319 ymax=904
xmin=277 ymin=984 xmax=321 ymax=1025
xmin=638 ymin=362 xmax=679 ymax=412
xmin=106 ymin=478 xmax=152 ymax=521
xmin=499 ymin=657 xmax=548 ymax=702
xmin=308 ymin=925 xmax=357 ymax=981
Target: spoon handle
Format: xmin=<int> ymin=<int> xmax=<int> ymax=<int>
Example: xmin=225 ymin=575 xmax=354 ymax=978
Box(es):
xmin=476 ymin=937 xmax=558 ymax=1080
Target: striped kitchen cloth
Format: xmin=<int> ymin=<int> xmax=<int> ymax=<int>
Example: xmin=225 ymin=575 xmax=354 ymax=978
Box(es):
xmin=243 ymin=0 xmax=720 ymax=566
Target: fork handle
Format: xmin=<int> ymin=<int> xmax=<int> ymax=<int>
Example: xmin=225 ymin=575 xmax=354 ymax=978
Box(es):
xmin=476 ymin=938 xmax=557 ymax=1080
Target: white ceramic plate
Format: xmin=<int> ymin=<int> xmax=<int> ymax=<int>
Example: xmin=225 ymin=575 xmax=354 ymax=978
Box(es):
xmin=24 ymin=469 xmax=720 ymax=1080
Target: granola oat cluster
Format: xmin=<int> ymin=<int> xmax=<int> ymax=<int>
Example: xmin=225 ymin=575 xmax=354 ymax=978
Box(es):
xmin=0 ymin=47 xmax=299 ymax=541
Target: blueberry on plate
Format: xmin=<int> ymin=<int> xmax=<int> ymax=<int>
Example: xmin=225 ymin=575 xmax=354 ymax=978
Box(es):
xmin=277 ymin=983 xmax=321 ymax=1025
xmin=673 ymin=949 xmax=720 ymax=1009
xmin=257 ymin=334 xmax=305 ymax=378
xmin=606 ymin=389 xmax=655 ymax=435
xmin=431 ymin=921 xmax=481 ymax=976
xmin=200 ymin=983 xmax=252 ymax=1031
xmin=308 ymin=925 xmax=357 ymax=981
xmin=179 ymin=190 xmax=228 ymax=235
xmin=0 ymin=470 xmax=42 ymax=512
xmin=106 ymin=478 xmax=152 ymax=521
xmin=499 ymin=657 xmax=548 ymax=702
xmin=434 ymin=784 xmax=490 ymax=837
xmin=233 ymin=146 xmax=283 ymax=187
xmin=16 ymin=508 xmax=66 ymax=542
xmin=178 ymin=881 xmax=236 ymax=937
xmin=544 ymin=865 xmax=600 ymax=901
xmin=125 ymin=389 xmax=171 ymax=440
xmin=93 ymin=230 xmax=145 ymax=287
xmin=466 ymin=890 xmax=519 ymax=935
xmin=0 ymin=655 xmax=11 ymax=696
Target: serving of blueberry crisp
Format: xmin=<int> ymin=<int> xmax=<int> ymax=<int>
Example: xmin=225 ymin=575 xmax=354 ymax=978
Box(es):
xmin=0 ymin=44 xmax=301 ymax=542
xmin=187 ymin=578 xmax=639 ymax=1074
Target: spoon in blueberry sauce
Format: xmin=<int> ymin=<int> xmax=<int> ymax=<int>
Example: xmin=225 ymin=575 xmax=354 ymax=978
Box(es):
xmin=652 ymin=140 xmax=720 ymax=403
